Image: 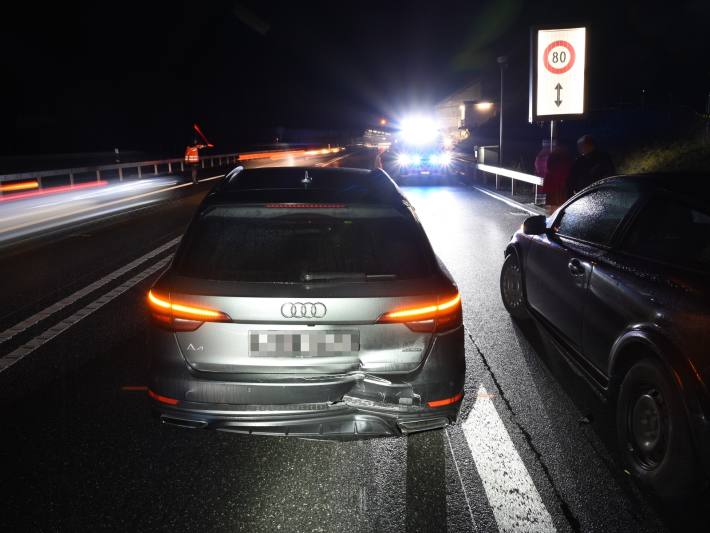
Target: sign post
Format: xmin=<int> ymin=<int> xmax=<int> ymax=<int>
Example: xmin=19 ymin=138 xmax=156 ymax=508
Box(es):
xmin=529 ymin=26 xmax=587 ymax=126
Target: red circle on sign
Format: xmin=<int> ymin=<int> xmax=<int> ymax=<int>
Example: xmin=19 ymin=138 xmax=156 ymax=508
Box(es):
xmin=543 ymin=40 xmax=576 ymax=74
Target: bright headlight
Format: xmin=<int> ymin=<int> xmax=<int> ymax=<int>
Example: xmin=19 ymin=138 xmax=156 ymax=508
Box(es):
xmin=429 ymin=154 xmax=441 ymax=165
xmin=400 ymin=116 xmax=439 ymax=146
xmin=440 ymin=152 xmax=452 ymax=165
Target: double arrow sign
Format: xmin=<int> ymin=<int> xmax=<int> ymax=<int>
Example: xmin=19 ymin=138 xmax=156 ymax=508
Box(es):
xmin=554 ymin=83 xmax=563 ymax=107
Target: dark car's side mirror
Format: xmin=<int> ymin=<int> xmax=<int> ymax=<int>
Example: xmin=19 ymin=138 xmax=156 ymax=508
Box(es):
xmin=522 ymin=215 xmax=547 ymax=235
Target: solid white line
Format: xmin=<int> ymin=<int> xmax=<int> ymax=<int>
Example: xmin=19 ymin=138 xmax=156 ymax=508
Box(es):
xmin=0 ymin=237 xmax=181 ymax=346
xmin=198 ymin=174 xmax=225 ymax=182
xmin=462 ymin=384 xmax=556 ymax=532
xmin=473 ymin=186 xmax=542 ymax=216
xmin=445 ymin=427 xmax=479 ymax=531
xmin=0 ymin=256 xmax=171 ymax=373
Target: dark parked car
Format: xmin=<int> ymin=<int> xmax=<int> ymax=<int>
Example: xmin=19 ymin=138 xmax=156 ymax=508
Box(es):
xmin=147 ymin=166 xmax=465 ymax=438
xmin=499 ymin=174 xmax=710 ymax=502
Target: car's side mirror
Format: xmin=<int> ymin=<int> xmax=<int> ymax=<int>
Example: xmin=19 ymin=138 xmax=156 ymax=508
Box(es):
xmin=522 ymin=215 xmax=547 ymax=235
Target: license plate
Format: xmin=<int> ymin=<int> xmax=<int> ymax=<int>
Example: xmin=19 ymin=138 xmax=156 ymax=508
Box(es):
xmin=248 ymin=330 xmax=360 ymax=358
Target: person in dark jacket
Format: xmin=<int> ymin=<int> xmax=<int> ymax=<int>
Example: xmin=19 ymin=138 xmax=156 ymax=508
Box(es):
xmin=567 ymin=135 xmax=615 ymax=197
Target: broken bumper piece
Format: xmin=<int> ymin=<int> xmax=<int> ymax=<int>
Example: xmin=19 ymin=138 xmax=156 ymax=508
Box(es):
xmin=154 ymin=395 xmax=460 ymax=438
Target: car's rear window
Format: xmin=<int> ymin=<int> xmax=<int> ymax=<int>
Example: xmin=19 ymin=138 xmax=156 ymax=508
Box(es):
xmin=175 ymin=206 xmax=434 ymax=282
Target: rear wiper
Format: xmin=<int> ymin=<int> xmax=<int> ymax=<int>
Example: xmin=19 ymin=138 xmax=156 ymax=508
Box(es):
xmin=301 ymin=272 xmax=397 ymax=282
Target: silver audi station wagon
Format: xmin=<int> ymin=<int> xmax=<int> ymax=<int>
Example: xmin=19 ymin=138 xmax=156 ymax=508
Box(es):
xmin=147 ymin=166 xmax=465 ymax=437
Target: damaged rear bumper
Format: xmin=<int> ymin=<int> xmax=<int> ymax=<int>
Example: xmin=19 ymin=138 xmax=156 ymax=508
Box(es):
xmin=149 ymin=326 xmax=465 ymax=438
xmin=154 ymin=397 xmax=460 ymax=437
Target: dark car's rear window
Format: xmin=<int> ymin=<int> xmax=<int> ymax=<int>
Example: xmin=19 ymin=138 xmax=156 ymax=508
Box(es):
xmin=175 ymin=206 xmax=434 ymax=282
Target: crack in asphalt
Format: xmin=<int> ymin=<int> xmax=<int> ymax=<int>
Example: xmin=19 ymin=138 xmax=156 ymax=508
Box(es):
xmin=466 ymin=329 xmax=582 ymax=533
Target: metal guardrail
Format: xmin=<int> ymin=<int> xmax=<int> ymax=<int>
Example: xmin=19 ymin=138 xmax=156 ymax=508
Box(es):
xmin=458 ymin=145 xmax=544 ymax=202
xmin=476 ymin=164 xmax=543 ymax=186
xmin=0 ymin=153 xmax=241 ymax=188
xmin=475 ymin=162 xmax=544 ymax=204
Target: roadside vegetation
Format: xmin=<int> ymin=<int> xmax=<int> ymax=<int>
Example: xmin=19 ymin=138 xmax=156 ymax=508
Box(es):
xmin=618 ymin=137 xmax=710 ymax=174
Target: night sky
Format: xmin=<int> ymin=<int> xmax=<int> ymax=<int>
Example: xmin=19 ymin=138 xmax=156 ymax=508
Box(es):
xmin=2 ymin=0 xmax=709 ymax=155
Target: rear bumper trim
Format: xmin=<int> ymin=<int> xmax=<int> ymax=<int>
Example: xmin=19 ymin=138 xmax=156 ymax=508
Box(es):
xmin=153 ymin=398 xmax=460 ymax=438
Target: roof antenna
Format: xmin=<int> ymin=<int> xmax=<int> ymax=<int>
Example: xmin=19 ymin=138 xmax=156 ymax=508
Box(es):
xmin=301 ymin=170 xmax=312 ymax=188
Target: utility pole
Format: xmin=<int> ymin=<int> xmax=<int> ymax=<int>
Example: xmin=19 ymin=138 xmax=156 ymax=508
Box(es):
xmin=706 ymin=91 xmax=710 ymax=143
xmin=497 ymin=56 xmax=508 ymax=166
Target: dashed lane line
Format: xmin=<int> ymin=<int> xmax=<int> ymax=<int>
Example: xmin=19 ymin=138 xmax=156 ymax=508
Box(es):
xmin=0 ymin=256 xmax=170 ymax=373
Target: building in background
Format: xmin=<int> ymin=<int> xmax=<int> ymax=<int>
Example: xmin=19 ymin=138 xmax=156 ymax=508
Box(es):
xmin=435 ymin=81 xmax=497 ymax=146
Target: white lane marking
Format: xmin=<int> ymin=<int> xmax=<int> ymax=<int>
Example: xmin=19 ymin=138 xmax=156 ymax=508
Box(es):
xmin=473 ymin=187 xmax=541 ymax=216
xmin=198 ymin=174 xmax=226 ymax=182
xmin=462 ymin=385 xmax=556 ymax=532
xmin=0 ymin=256 xmax=171 ymax=373
xmin=0 ymin=237 xmax=181 ymax=346
xmin=445 ymin=427 xmax=479 ymax=531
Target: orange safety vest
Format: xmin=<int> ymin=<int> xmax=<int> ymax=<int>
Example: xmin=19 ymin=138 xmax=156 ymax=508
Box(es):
xmin=184 ymin=145 xmax=200 ymax=164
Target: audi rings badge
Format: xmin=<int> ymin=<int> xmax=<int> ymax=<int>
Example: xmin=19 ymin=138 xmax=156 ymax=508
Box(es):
xmin=280 ymin=302 xmax=327 ymax=319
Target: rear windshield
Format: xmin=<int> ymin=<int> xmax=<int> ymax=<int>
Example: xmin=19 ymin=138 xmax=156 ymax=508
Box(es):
xmin=175 ymin=206 xmax=434 ymax=282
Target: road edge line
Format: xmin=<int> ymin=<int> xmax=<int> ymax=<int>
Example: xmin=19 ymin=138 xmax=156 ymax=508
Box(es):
xmin=472 ymin=186 xmax=545 ymax=216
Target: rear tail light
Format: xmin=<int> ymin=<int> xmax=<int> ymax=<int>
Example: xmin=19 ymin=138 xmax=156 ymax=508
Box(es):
xmin=147 ymin=290 xmax=231 ymax=332
xmin=427 ymin=391 xmax=463 ymax=408
xmin=148 ymin=389 xmax=180 ymax=405
xmin=377 ymin=292 xmax=462 ymax=333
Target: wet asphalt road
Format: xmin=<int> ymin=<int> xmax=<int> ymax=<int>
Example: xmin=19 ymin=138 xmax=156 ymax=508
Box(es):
xmin=0 ymin=147 xmax=694 ymax=532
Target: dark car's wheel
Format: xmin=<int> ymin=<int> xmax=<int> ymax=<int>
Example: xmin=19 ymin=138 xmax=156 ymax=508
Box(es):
xmin=616 ymin=357 xmax=698 ymax=502
xmin=500 ymin=253 xmax=529 ymax=320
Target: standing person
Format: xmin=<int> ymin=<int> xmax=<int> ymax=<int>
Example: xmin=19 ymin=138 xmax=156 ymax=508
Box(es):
xmin=567 ymin=135 xmax=615 ymax=197
xmin=535 ymin=139 xmax=573 ymax=214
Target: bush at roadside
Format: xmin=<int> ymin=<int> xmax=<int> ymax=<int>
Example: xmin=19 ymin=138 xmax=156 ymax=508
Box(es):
xmin=619 ymin=138 xmax=710 ymax=174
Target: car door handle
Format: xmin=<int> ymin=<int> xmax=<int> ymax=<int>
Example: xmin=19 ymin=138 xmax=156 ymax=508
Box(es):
xmin=568 ymin=258 xmax=585 ymax=276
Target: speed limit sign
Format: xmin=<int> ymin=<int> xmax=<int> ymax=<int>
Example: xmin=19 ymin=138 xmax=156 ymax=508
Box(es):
xmin=543 ymin=40 xmax=575 ymax=74
xmin=530 ymin=27 xmax=587 ymax=121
